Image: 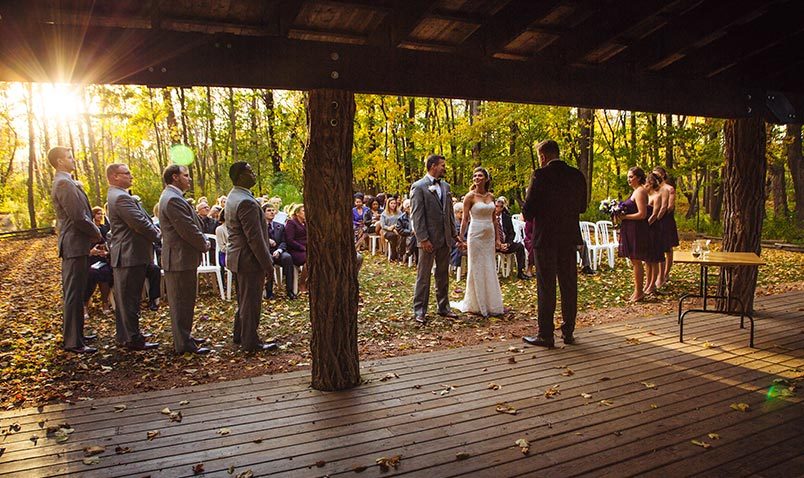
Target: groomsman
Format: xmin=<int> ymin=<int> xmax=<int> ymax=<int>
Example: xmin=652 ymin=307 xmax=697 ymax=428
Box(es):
xmin=158 ymin=165 xmax=211 ymax=355
xmin=522 ymin=140 xmax=587 ymax=347
xmin=106 ymin=163 xmax=161 ymax=350
xmin=49 ymin=147 xmax=102 ymax=353
xmin=225 ymin=162 xmax=277 ymax=352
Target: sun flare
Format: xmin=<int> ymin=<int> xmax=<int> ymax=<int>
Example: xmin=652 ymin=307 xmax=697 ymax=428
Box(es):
xmin=38 ymin=83 xmax=83 ymax=119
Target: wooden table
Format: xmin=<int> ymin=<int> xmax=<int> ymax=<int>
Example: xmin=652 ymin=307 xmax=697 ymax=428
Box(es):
xmin=675 ymin=251 xmax=765 ymax=347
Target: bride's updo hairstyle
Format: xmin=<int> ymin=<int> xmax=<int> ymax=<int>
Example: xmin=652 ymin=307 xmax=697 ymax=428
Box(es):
xmin=471 ymin=167 xmax=492 ymax=192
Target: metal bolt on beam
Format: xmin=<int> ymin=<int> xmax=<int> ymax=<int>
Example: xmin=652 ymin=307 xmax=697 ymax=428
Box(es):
xmin=331 ymin=71 xmax=339 ymax=79
xmin=330 ymin=52 xmax=340 ymax=61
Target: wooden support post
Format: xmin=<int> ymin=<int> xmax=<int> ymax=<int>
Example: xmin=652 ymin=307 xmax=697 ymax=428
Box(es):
xmin=304 ymin=89 xmax=361 ymax=391
xmin=719 ymin=117 xmax=766 ymax=313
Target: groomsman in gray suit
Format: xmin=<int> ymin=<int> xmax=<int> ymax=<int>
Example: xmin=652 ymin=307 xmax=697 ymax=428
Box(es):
xmin=225 ymin=162 xmax=277 ymax=352
xmin=49 ymin=147 xmax=102 ymax=353
xmin=410 ymin=154 xmax=464 ymax=324
xmin=158 ymin=164 xmax=211 ymax=355
xmin=106 ymin=163 xmax=161 ymax=350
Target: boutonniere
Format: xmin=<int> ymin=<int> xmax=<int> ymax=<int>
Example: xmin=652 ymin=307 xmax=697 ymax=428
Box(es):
xmin=428 ymin=184 xmax=439 ymax=193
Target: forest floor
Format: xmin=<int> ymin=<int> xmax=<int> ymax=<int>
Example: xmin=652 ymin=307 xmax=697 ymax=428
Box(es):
xmin=1 ymin=235 xmax=802 ymax=411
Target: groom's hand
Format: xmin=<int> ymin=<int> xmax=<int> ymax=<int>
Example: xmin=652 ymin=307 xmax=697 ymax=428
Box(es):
xmin=420 ymin=239 xmax=434 ymax=253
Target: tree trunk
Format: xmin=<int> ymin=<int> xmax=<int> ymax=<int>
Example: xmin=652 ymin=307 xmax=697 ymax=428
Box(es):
xmin=577 ymin=108 xmax=594 ymax=206
xmin=304 ymin=89 xmax=360 ymax=391
xmin=82 ymin=87 xmax=102 ymax=206
xmin=629 ymin=111 xmax=638 ymax=167
xmin=719 ymin=118 xmax=766 ymax=314
xmin=647 ymin=113 xmax=659 ymax=165
xmin=468 ymin=99 xmax=482 ymax=166
xmin=147 ymin=88 xmax=166 ymax=171
xmin=767 ymin=162 xmax=788 ymax=217
xmin=25 ymin=84 xmax=37 ymax=228
xmin=206 ymin=87 xmax=218 ymax=194
xmin=262 ymin=89 xmax=283 ymax=174
xmin=664 ymin=114 xmax=674 ymax=169
xmin=785 ymin=123 xmax=804 ymax=223
xmin=228 ymin=87 xmax=237 ymax=162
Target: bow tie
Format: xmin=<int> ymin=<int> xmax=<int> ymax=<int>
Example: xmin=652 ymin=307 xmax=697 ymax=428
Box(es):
xmin=432 ymin=179 xmax=441 ymax=185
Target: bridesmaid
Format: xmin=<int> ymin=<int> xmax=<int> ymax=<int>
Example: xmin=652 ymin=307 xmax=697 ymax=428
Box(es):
xmin=653 ymin=167 xmax=679 ymax=287
xmin=617 ymin=167 xmax=651 ymax=302
xmin=644 ymin=172 xmax=665 ymax=295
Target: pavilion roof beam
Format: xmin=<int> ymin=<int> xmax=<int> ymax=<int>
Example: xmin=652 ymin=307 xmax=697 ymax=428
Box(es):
xmin=534 ymin=0 xmax=700 ymax=67
xmin=606 ymin=0 xmax=779 ymax=72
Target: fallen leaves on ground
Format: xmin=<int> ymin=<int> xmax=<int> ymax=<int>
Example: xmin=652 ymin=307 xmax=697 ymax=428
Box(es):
xmin=708 ymin=433 xmax=720 ymax=440
xmin=641 ymin=381 xmax=656 ymax=389
xmin=113 ymin=405 xmax=127 ymax=413
xmin=379 ymin=372 xmax=399 ymax=382
xmin=691 ymin=439 xmax=711 ymax=449
xmin=192 ymin=463 xmax=205 ymax=475
xmin=83 ymin=445 xmax=105 ymax=456
xmin=115 ymin=445 xmax=131 ymax=454
xmin=495 ymin=403 xmax=518 ymax=415
xmin=2 ymin=237 xmax=803 ymax=410
xmin=599 ymin=399 xmax=614 ymax=407
xmin=515 ymin=438 xmax=530 ymax=454
xmin=455 ymin=451 xmax=471 ymax=460
xmin=561 ymin=367 xmax=575 ymax=376
xmin=218 ymin=428 xmax=231 ymax=435
xmin=580 ymin=392 xmax=593 ymax=399
xmin=376 ymin=455 xmax=401 ymax=471
xmin=146 ymin=430 xmax=160 ymax=440
xmin=83 ymin=457 xmax=100 ymax=465
xmin=544 ymin=385 xmax=560 ymax=398
xmin=730 ymin=402 xmax=750 ymax=412
xmin=487 ymin=382 xmax=501 ymax=390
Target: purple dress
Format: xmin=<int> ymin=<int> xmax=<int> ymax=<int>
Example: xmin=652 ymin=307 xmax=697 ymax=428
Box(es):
xmin=660 ymin=209 xmax=679 ymax=250
xmin=618 ymin=198 xmax=651 ymax=262
xmin=646 ymin=204 xmax=665 ymax=263
xmin=285 ymin=218 xmax=307 ymax=266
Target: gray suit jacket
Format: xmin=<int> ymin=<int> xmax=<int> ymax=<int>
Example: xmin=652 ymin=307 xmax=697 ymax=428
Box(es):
xmin=107 ymin=186 xmax=161 ymax=267
xmin=158 ymin=185 xmax=208 ymax=272
xmin=51 ymin=171 xmax=101 ymax=258
xmin=225 ymin=186 xmax=273 ymax=273
xmin=410 ymin=175 xmax=456 ymax=249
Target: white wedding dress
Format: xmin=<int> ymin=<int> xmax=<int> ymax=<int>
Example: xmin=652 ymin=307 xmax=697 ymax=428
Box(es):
xmin=451 ymin=201 xmax=504 ymax=317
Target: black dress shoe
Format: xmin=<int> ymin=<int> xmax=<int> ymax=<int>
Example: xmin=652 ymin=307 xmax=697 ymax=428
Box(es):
xmin=264 ymin=291 xmax=274 ymax=300
xmin=287 ymin=292 xmax=298 ymax=300
xmin=83 ymin=334 xmax=97 ymax=342
xmin=438 ymin=311 xmax=459 ymax=319
xmin=517 ymin=272 xmax=532 ymax=280
xmin=581 ymin=266 xmax=596 ymax=275
xmin=148 ymin=299 xmax=159 ymax=311
xmin=413 ymin=315 xmax=428 ymax=324
xmin=191 ymin=337 xmax=207 ymax=345
xmin=522 ymin=336 xmax=555 ymax=348
xmin=65 ymin=346 xmax=98 ymax=354
xmin=563 ymin=335 xmax=576 ymax=345
xmin=125 ymin=341 xmax=159 ymax=351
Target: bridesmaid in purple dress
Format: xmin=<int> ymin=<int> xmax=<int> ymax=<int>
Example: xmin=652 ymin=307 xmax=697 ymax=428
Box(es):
xmin=653 ymin=167 xmax=679 ymax=288
xmin=617 ymin=167 xmax=650 ymax=302
xmin=645 ymin=173 xmax=666 ymax=295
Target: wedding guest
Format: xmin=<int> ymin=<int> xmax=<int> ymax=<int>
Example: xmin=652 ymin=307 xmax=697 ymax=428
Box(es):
xmin=215 ymin=211 xmax=228 ymax=268
xmin=210 ymin=205 xmax=222 ymax=222
xmin=617 ymin=167 xmax=651 ymax=302
xmin=397 ymin=199 xmax=416 ymax=265
xmin=263 ymin=203 xmax=296 ymax=299
xmin=197 ymin=202 xmax=219 ymax=235
xmin=352 ymin=193 xmax=368 ymax=250
xmin=644 ymin=172 xmax=666 ymax=295
xmin=450 ymin=202 xmax=468 ymax=269
xmin=365 ymin=197 xmax=383 ymax=236
xmin=495 ymin=197 xmax=530 ymax=280
xmin=216 ymin=195 xmax=227 ymax=209
xmin=380 ymin=197 xmax=404 ymax=261
xmin=285 ymin=203 xmax=308 ymax=292
xmin=653 ymin=166 xmax=679 ymax=287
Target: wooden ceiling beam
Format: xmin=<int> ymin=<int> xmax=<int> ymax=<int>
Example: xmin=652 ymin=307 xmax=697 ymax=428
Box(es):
xmin=0 ymin=22 xmax=781 ymax=120
xmin=608 ymin=0 xmax=777 ymax=71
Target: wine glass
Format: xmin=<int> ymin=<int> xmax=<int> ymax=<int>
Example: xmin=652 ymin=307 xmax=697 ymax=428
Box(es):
xmin=702 ymin=239 xmax=711 ymax=259
xmin=691 ymin=240 xmax=702 ymax=258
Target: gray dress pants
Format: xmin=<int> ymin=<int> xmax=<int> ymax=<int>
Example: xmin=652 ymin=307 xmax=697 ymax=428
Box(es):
xmin=62 ymin=256 xmax=89 ymax=349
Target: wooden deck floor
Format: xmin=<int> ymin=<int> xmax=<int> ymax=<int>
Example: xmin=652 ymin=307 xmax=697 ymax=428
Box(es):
xmin=1 ymin=291 xmax=802 ymax=478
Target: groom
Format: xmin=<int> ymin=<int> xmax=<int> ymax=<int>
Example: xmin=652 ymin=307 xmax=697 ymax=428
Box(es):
xmin=410 ymin=154 xmax=463 ymax=324
xmin=522 ymin=140 xmax=587 ymax=347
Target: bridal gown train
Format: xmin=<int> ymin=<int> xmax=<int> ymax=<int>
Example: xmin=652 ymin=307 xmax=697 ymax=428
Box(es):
xmin=451 ymin=201 xmax=504 ymax=317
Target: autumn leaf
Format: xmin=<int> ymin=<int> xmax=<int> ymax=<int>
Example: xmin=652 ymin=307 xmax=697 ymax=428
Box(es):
xmin=691 ymin=439 xmax=711 ymax=449
xmin=353 ymin=465 xmax=368 ymax=472
xmin=113 ymin=404 xmax=127 ymax=413
xmin=495 ymin=403 xmax=518 ymax=415
xmin=379 ymin=372 xmax=399 ymax=382
xmin=161 ymin=407 xmax=172 ymax=415
xmin=83 ymin=457 xmax=100 ymax=465
xmin=455 ymin=451 xmax=471 ymax=460
xmin=641 ymin=381 xmax=656 ymax=389
xmin=218 ymin=428 xmax=231 ymax=435
xmin=236 ymin=471 xmax=254 ymax=478
xmin=650 ymin=403 xmax=658 ymax=409
xmin=599 ymin=399 xmax=614 ymax=407
xmin=730 ymin=402 xmax=750 ymax=412
xmin=544 ymin=385 xmax=560 ymax=398
xmin=487 ymin=382 xmax=501 ymax=390
xmin=179 ymin=400 xmax=190 ymax=406
xmin=515 ymin=438 xmax=530 ymax=454
xmin=626 ymin=337 xmax=640 ymax=345
xmin=580 ymin=392 xmax=593 ymax=399
xmin=708 ymin=433 xmax=720 ymax=440
xmin=376 ymin=455 xmax=401 ymax=471
xmin=115 ymin=445 xmax=131 ymax=454
xmin=315 ymin=460 xmax=326 ymax=467
xmin=169 ymin=411 xmax=183 ymax=422
xmin=192 ymin=463 xmax=205 ymax=475
xmin=508 ymin=356 xmax=517 ymax=364
xmin=146 ymin=430 xmax=160 ymax=440
xmin=561 ymin=367 xmax=575 ymax=376
xmin=83 ymin=445 xmax=105 ymax=456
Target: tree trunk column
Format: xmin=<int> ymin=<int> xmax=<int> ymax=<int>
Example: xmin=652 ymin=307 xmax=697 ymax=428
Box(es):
xmin=304 ymin=89 xmax=361 ymax=391
xmin=720 ymin=117 xmax=766 ymax=313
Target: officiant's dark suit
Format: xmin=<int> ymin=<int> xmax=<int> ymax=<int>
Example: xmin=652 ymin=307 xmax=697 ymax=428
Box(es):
xmin=49 ymin=147 xmax=102 ymax=353
xmin=522 ymin=140 xmax=587 ymax=347
xmin=410 ymin=155 xmax=460 ymax=323
xmin=107 ymin=163 xmax=161 ymax=350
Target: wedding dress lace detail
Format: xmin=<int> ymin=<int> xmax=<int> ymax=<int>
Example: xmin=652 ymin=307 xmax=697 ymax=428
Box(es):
xmin=451 ymin=201 xmax=504 ymax=316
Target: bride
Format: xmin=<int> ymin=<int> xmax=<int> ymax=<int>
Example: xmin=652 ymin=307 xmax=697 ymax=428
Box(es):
xmin=451 ymin=167 xmax=505 ymax=317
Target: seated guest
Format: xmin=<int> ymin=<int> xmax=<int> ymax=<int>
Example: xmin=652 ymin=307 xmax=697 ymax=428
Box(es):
xmin=365 ymin=197 xmax=383 ymax=236
xmin=285 ymin=203 xmax=307 ymax=292
xmin=216 ymin=195 xmax=227 ymax=209
xmin=85 ymin=206 xmax=113 ymax=315
xmin=210 ymin=205 xmax=222 ymax=222
xmin=197 ymin=202 xmax=220 ymax=234
xmin=215 ymin=211 xmax=228 ymax=268
xmin=495 ymin=197 xmax=531 ymax=280
xmin=352 ymin=193 xmax=368 ymax=250
xmin=396 ymin=199 xmax=416 ymax=266
xmin=379 ymin=197 xmax=404 ymax=261
xmin=263 ymin=203 xmax=296 ymax=299
xmin=450 ymin=202 xmax=468 ymax=269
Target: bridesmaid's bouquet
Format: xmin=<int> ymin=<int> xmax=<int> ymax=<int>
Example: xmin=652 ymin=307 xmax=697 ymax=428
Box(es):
xmin=599 ymin=198 xmax=623 ymax=227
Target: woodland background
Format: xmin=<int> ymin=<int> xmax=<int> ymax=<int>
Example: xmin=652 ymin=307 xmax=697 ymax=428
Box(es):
xmin=0 ymin=82 xmax=802 ymax=242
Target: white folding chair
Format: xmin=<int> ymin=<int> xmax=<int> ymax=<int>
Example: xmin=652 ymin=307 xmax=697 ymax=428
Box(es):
xmin=274 ymin=211 xmax=288 ymax=225
xmin=596 ymin=220 xmax=619 ymax=268
xmin=199 ymin=233 xmax=226 ymax=300
xmin=368 ymin=234 xmax=381 ymax=255
xmin=579 ymin=221 xmax=606 ymax=271
xmin=496 ymin=252 xmax=514 ymax=278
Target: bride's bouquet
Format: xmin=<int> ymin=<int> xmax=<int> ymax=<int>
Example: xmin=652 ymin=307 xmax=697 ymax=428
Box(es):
xmin=599 ymin=197 xmax=623 ymax=227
